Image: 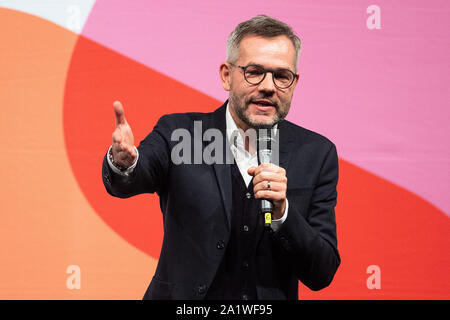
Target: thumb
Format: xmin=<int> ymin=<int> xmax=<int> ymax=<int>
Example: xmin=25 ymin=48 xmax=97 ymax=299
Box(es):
xmin=247 ymin=166 xmax=257 ymax=176
xmin=113 ymin=100 xmax=127 ymax=126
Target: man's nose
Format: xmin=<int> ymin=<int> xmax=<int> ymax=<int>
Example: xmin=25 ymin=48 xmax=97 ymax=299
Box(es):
xmin=257 ymin=72 xmax=276 ymax=93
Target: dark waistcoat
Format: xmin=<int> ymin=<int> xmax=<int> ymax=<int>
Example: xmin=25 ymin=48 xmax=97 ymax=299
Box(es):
xmin=206 ymin=162 xmax=265 ymax=300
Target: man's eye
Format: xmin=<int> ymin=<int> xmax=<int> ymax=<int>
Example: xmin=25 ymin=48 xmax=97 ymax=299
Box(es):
xmin=275 ymin=71 xmax=291 ymax=80
xmin=247 ymin=69 xmax=264 ymax=76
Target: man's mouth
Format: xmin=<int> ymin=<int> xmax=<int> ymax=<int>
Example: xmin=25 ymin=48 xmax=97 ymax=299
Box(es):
xmin=249 ymin=99 xmax=277 ymax=110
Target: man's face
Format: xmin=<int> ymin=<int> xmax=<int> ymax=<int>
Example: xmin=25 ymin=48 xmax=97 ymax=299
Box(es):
xmin=222 ymin=35 xmax=298 ymax=130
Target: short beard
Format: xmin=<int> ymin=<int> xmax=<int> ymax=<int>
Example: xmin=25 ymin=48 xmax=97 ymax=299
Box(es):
xmin=229 ymin=89 xmax=289 ymax=129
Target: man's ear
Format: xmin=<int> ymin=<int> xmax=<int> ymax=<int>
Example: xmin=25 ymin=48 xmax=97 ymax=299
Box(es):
xmin=219 ymin=62 xmax=231 ymax=91
xmin=290 ymin=72 xmax=300 ymax=91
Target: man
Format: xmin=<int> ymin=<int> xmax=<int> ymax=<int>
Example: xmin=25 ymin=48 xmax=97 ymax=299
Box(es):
xmin=102 ymin=15 xmax=340 ymax=300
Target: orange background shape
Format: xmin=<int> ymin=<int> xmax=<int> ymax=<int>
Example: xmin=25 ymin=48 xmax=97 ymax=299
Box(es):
xmin=0 ymin=8 xmax=156 ymax=299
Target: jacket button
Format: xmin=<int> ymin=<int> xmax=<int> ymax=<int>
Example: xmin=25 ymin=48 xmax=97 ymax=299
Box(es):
xmin=198 ymin=285 xmax=207 ymax=294
xmin=216 ymin=240 xmax=225 ymax=249
xmin=279 ymin=236 xmax=290 ymax=251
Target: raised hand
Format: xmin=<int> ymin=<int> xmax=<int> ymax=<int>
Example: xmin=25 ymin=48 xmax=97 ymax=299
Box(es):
xmin=111 ymin=100 xmax=137 ymax=168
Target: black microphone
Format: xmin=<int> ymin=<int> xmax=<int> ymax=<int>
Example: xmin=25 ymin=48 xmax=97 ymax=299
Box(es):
xmin=257 ymin=127 xmax=274 ymax=228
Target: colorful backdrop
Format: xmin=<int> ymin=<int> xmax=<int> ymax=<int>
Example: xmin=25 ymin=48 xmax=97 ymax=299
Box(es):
xmin=1 ymin=0 xmax=449 ymax=299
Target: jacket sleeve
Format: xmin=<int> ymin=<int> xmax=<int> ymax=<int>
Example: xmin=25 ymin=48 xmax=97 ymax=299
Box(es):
xmin=273 ymin=143 xmax=340 ymax=291
xmin=102 ymin=116 xmax=171 ymax=198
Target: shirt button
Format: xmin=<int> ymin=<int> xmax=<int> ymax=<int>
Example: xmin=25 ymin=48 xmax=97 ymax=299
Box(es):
xmin=246 ymin=192 xmax=251 ymax=199
xmin=243 ymin=225 xmax=249 ymax=232
xmin=198 ymin=285 xmax=207 ymax=294
xmin=216 ymin=240 xmax=225 ymax=250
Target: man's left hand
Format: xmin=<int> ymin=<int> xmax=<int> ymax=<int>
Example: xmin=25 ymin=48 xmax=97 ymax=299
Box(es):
xmin=248 ymin=163 xmax=287 ymax=220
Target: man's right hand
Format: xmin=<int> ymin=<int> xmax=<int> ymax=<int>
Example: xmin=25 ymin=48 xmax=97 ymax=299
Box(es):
xmin=111 ymin=100 xmax=137 ymax=168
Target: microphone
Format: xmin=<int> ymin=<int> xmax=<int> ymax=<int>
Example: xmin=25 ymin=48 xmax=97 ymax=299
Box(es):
xmin=257 ymin=127 xmax=274 ymax=228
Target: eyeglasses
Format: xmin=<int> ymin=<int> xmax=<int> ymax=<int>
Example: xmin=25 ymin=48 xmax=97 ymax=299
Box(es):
xmin=229 ymin=63 xmax=298 ymax=89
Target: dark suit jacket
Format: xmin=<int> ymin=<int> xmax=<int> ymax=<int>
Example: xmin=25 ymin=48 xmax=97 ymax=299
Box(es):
xmin=102 ymin=101 xmax=340 ymax=300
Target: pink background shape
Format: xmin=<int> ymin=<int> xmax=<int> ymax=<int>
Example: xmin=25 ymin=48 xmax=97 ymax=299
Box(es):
xmin=81 ymin=0 xmax=450 ymax=216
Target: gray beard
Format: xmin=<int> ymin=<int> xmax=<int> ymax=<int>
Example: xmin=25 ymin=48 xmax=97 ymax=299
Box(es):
xmin=229 ymin=91 xmax=289 ymax=129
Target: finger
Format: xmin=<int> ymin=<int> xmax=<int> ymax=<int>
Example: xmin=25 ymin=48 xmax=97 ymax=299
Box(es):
xmin=113 ymin=100 xmax=127 ymax=127
xmin=252 ymin=171 xmax=286 ymax=186
xmin=119 ymin=142 xmax=131 ymax=152
xmin=254 ymin=180 xmax=275 ymax=192
xmin=112 ymin=138 xmax=131 ymax=154
xmin=253 ymin=180 xmax=285 ymax=194
xmin=125 ymin=145 xmax=135 ymax=157
xmin=253 ymin=163 xmax=284 ymax=176
xmin=247 ymin=166 xmax=257 ymax=176
xmin=254 ymin=189 xmax=286 ymax=201
xmin=129 ymin=147 xmax=136 ymax=158
xmin=112 ymin=129 xmax=122 ymax=144
xmin=248 ymin=163 xmax=281 ymax=176
xmin=112 ymin=142 xmax=125 ymax=155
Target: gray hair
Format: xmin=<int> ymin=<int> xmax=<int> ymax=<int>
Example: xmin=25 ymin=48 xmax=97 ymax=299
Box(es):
xmin=226 ymin=15 xmax=302 ymax=70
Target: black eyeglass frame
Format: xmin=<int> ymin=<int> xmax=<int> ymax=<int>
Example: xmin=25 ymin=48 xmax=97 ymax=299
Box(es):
xmin=228 ymin=63 xmax=299 ymax=89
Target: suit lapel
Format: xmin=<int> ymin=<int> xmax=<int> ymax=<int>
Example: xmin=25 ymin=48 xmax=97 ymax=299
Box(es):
xmin=209 ymin=102 xmax=233 ymax=230
xmin=277 ymin=119 xmax=294 ymax=171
